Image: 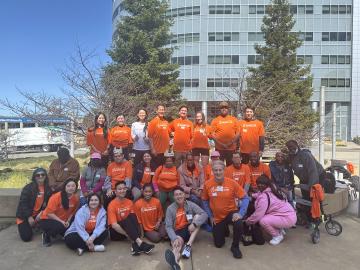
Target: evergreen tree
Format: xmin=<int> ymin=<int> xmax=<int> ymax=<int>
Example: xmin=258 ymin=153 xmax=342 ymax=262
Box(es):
xmin=245 ymin=0 xmax=317 ymax=147
xmin=104 ymin=0 xmax=182 ymax=120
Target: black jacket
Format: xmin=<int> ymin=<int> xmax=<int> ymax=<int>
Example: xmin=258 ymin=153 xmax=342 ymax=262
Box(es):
xmin=16 ymin=169 xmax=53 ymax=220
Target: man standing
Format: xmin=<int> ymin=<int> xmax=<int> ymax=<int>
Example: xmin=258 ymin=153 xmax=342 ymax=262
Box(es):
xmin=238 ymin=106 xmax=265 ymax=164
xmin=224 ymin=152 xmax=251 ymax=193
xmin=48 ymin=148 xmax=80 ymax=192
xmin=248 ymin=151 xmax=271 ymax=192
xmin=169 ymin=106 xmax=193 ymax=167
xmin=202 ymin=160 xmax=249 ymax=259
xmin=148 ymin=104 xmax=170 ymax=168
xmin=210 ymin=101 xmax=239 ymax=166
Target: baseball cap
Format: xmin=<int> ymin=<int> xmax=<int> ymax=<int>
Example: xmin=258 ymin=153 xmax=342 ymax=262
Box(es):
xmin=210 ymin=150 xmax=220 ymax=157
xmin=90 ymin=152 xmax=101 ymax=159
xmin=113 ymin=147 xmax=123 ymax=155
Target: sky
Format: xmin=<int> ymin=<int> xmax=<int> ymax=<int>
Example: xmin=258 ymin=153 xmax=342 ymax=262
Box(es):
xmin=0 ymin=0 xmax=113 ymax=115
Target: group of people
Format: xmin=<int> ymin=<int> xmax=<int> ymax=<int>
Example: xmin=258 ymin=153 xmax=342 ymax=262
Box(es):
xmin=15 ymin=102 xmax=327 ymax=270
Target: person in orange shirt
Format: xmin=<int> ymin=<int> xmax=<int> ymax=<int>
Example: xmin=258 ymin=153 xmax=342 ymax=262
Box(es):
xmin=16 ymin=168 xmax=52 ymax=242
xmin=109 ymin=114 xmax=133 ymax=160
xmin=153 ymin=155 xmax=179 ymax=211
xmin=238 ymin=106 xmax=265 ymax=164
xmin=86 ymin=112 xmax=110 ymax=167
xmin=224 ymin=152 xmax=251 ymax=193
xmin=103 ymin=148 xmax=135 ymax=208
xmin=64 ymin=194 xmax=107 ymax=255
xmin=169 ymin=105 xmax=193 ymax=167
xmin=39 ymin=178 xmax=79 ymax=247
xmin=204 ymin=150 xmax=221 ymax=182
xmin=148 ymin=104 xmax=170 ymax=168
xmin=108 ymin=181 xmax=155 ymax=256
xmin=134 ymin=183 xmax=166 ymax=243
xmin=192 ymin=111 xmax=212 ymax=168
xmin=210 ymin=101 xmax=239 ymax=167
xmin=248 ymin=151 xmax=271 ymax=191
xmin=202 ymin=160 xmax=250 ymax=259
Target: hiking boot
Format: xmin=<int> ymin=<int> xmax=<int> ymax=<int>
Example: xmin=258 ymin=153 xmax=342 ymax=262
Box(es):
xmin=230 ymin=245 xmax=243 ymax=259
xmin=131 ymin=242 xmax=141 ymax=256
xmin=165 ymin=249 xmax=181 ymax=270
xmin=94 ymin=245 xmax=106 ymax=252
xmin=181 ymin=244 xmax=192 ymax=259
xmin=139 ymin=241 xmax=155 ymax=254
xmin=42 ymin=232 xmax=51 ymax=247
xmin=77 ymin=248 xmax=84 ymax=256
xmin=270 ymin=234 xmax=284 ymax=246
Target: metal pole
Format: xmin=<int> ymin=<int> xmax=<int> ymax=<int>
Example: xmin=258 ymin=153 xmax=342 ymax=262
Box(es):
xmin=332 ymin=103 xmax=336 ymax=160
xmin=70 ymin=117 xmax=75 ymax=158
xmin=319 ymin=86 xmax=325 ymax=166
xmin=202 ymin=101 xmax=207 ymax=121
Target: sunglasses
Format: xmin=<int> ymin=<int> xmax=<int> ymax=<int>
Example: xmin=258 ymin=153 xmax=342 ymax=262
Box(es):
xmin=35 ymin=173 xmax=45 ymax=177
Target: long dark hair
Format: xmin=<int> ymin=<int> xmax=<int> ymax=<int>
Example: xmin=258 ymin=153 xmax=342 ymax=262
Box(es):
xmin=94 ymin=112 xmax=108 ymax=139
xmin=31 ymin=167 xmax=50 ymax=195
xmin=87 ymin=193 xmax=102 ymax=207
xmin=136 ymin=108 xmax=148 ymax=133
xmin=61 ymin=178 xmax=78 ymax=210
xmin=194 ymin=111 xmax=207 ymax=128
xmin=256 ymin=175 xmax=285 ymax=200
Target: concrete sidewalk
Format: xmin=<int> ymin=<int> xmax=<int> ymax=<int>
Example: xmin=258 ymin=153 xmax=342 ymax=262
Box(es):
xmin=1 ymin=215 xmax=359 ymax=270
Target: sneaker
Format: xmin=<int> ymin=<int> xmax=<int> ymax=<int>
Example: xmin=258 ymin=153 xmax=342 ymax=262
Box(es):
xmin=280 ymin=229 xmax=286 ymax=236
xmin=42 ymin=232 xmax=51 ymax=247
xmin=94 ymin=245 xmax=106 ymax=252
xmin=165 ymin=249 xmax=181 ymax=270
xmin=139 ymin=241 xmax=155 ymax=254
xmin=230 ymin=245 xmax=243 ymax=259
xmin=269 ymin=234 xmax=284 ymax=246
xmin=77 ymin=248 xmax=84 ymax=256
xmin=181 ymin=244 xmax=192 ymax=259
xmin=131 ymin=242 xmax=141 ymax=256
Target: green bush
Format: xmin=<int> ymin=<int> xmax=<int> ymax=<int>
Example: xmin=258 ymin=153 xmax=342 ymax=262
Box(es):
xmin=353 ymin=136 xmax=360 ymax=145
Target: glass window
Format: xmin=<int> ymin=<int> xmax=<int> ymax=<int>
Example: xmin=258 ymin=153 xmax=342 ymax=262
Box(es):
xmin=222 ymin=79 xmax=229 ymax=87
xmin=346 ymin=56 xmax=351 ymax=64
xmin=193 ymin=6 xmax=200 ymax=15
xmin=224 ymin=5 xmax=232 ymax=14
xmin=178 ymin=8 xmax=186 ymax=16
xmin=338 ymin=55 xmax=345 ymax=64
xmin=233 ymin=5 xmax=240 ymax=14
xmin=322 ymin=5 xmax=330 ymax=14
xmin=321 ymin=78 xmax=328 ymax=87
xmin=216 ymin=5 xmax=225 ymax=14
xmin=209 ymin=32 xmax=215 ymax=41
xmin=232 ymin=32 xmax=239 ymax=41
xmin=330 ymin=32 xmax=338 ymax=41
xmin=207 ymin=79 xmax=215 ymax=87
xmin=290 ymin=5 xmax=297 ymax=14
xmin=178 ymin=35 xmax=185 ymax=43
xmin=224 ymin=32 xmax=231 ymax=41
xmin=223 ymin=55 xmax=231 ymax=64
xmin=193 ymin=33 xmax=200 ymax=42
xmin=305 ymin=32 xmax=313 ymax=41
xmin=346 ymin=79 xmax=351 ymax=87
xmin=256 ymin=33 xmax=264 ymax=41
xmin=298 ymin=5 xmax=305 ymax=14
xmin=185 ymin=79 xmax=192 ymax=87
xmin=215 ymin=79 xmax=222 ymax=87
xmin=215 ymin=56 xmax=223 ymax=64
xmin=297 ymin=55 xmax=305 ymax=64
xmin=329 ymin=78 xmax=337 ymax=87
xmin=339 ymin=5 xmax=346 ymax=14
xmin=8 ymin=122 xmax=20 ymax=129
xmin=347 ymin=32 xmax=352 ymax=41
xmin=257 ymin=5 xmax=265 ymax=14
xmin=322 ymin=32 xmax=329 ymax=41
xmin=232 ymin=55 xmax=239 ymax=64
xmin=230 ymin=79 xmax=239 ymax=87
xmin=321 ymin=55 xmax=329 ymax=64
xmin=306 ymin=6 xmax=313 ymax=14
xmin=338 ymin=32 xmax=346 ymax=41
xmin=249 ymin=5 xmax=256 ymax=14
xmin=347 ymin=5 xmax=352 ymax=14
xmin=248 ymin=32 xmax=256 ymax=41
xmin=185 ymin=7 xmax=192 ymax=16
xmin=305 ymin=55 xmax=313 ymax=64
xmin=298 ymin=33 xmax=305 ymax=41
xmin=337 ymin=79 xmax=345 ymax=87
xmin=193 ymin=56 xmax=199 ymax=64
xmin=255 ymin=55 xmax=262 ymax=64
xmin=248 ymin=55 xmax=255 ymax=64
xmin=215 ymin=33 xmax=222 ymax=41
xmin=208 ymin=56 xmax=215 ymax=64
xmin=178 ymin=57 xmax=184 ymax=65
xmin=209 ymin=5 xmax=216 ymax=14
xmin=185 ymin=34 xmax=192 ymax=43
xmin=330 ymin=55 xmax=337 ymax=64
xmin=23 ymin=123 xmax=36 ymax=128
xmin=331 ymin=6 xmax=338 ymax=14
xmin=171 ymin=57 xmax=177 ymax=64
xmin=179 ymin=80 xmax=185 ymax=88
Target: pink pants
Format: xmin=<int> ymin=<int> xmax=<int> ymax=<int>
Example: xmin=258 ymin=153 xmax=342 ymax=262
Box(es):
xmin=259 ymin=214 xmax=297 ymax=237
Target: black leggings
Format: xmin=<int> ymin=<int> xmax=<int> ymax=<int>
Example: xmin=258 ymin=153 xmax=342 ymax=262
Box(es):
xmin=213 ymin=212 xmax=243 ymax=248
xmin=38 ymin=219 xmax=67 ymax=237
xmin=64 ymin=230 xmax=108 ymax=250
xmin=109 ymin=213 xmax=140 ymax=241
xmin=18 ymin=220 xmax=33 ymax=242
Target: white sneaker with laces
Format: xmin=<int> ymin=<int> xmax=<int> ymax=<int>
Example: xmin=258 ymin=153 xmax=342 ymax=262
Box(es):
xmin=94 ymin=245 xmax=106 ymax=252
xmin=77 ymin=248 xmax=84 ymax=256
xmin=270 ymin=234 xmax=284 ymax=246
xmin=181 ymin=244 xmax=192 ymax=259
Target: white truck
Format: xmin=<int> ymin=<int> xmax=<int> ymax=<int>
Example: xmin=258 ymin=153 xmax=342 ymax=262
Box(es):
xmin=3 ymin=126 xmax=70 ymax=153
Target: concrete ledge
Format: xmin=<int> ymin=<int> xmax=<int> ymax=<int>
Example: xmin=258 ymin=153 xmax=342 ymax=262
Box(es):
xmin=0 ymin=189 xmax=21 ymax=218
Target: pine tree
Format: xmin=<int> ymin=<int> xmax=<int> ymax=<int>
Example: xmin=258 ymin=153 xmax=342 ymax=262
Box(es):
xmin=245 ymin=0 xmax=318 ymax=147
xmin=104 ymin=0 xmax=182 ymax=120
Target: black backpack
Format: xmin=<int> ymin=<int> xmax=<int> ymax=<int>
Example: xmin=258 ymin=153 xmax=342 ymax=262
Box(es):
xmin=323 ymin=171 xmax=336 ymax=194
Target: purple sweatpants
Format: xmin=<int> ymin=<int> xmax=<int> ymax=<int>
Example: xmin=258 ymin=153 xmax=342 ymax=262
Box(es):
xmin=259 ymin=214 xmax=297 ymax=237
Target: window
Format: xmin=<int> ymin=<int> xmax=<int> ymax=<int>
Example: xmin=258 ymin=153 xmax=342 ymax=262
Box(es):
xmin=257 ymin=5 xmax=265 ymax=14
xmin=23 ymin=123 xmax=36 ymax=128
xmin=224 ymin=32 xmax=231 ymax=41
xmin=321 ymin=78 xmax=328 ymax=87
xmin=322 ymin=32 xmax=352 ymax=41
xmin=209 ymin=5 xmax=240 ymax=14
xmin=8 ymin=123 xmax=20 ymax=129
xmin=347 ymin=5 xmax=352 ymax=14
xmin=339 ymin=5 xmax=347 ymax=14
xmin=347 ymin=32 xmax=352 ymax=41
xmin=208 ymin=32 xmax=215 ymax=41
xmin=249 ymin=5 xmax=256 ymax=14
xmin=305 ymin=5 xmax=313 ymax=14
xmin=305 ymin=32 xmax=313 ymax=41
xmin=192 ymin=56 xmax=199 ymax=64
xmin=172 ymin=56 xmax=199 ymax=65
xmin=207 ymin=78 xmax=239 ymax=88
xmin=346 ymin=56 xmax=351 ymax=64
xmin=179 ymin=79 xmax=199 ymax=88
xmin=193 ymin=6 xmax=200 ymax=15
xmin=323 ymin=5 xmax=352 ymax=15
xmin=208 ymin=55 xmax=239 ymax=64
xmin=248 ymin=55 xmax=263 ymax=64
xmin=321 ymin=56 xmax=329 ymax=64
xmin=298 ymin=5 xmax=305 ymax=14
xmin=248 ymin=32 xmax=264 ymax=42
xmin=290 ymin=5 xmax=297 ymax=14
xmin=321 ymin=55 xmax=351 ymax=64
xmin=338 ymin=32 xmax=346 ymax=41
xmin=322 ymin=5 xmax=330 ymax=14
xmin=297 ymin=55 xmax=312 ymax=64
xmin=209 ymin=5 xmax=216 ymax=14
xmin=167 ymin=6 xmax=200 ymax=17
xmin=331 ymin=6 xmax=338 ymax=14
xmin=330 ymin=32 xmax=338 ymax=41
xmin=232 ymin=32 xmax=239 ymax=41
xmin=193 ymin=33 xmax=200 ymax=42
xmin=330 ymin=55 xmax=337 ymax=64
xmin=321 ymin=78 xmax=351 ymax=87
xmin=322 ymin=32 xmax=329 ymax=41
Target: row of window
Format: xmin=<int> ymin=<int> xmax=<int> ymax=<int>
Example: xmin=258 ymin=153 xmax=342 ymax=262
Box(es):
xmin=209 ymin=5 xmax=240 ymax=14
xmin=322 ymin=32 xmax=351 ymax=41
xmin=208 ymin=55 xmax=239 ymax=64
xmin=323 ymin=5 xmax=352 ymax=15
xmin=321 ymin=55 xmax=351 ymax=65
xmin=171 ymin=56 xmax=199 ymax=65
xmin=208 ymin=32 xmax=239 ymax=42
xmin=165 ymin=6 xmax=200 ymax=17
xmin=169 ymin=33 xmax=200 ymax=44
xmin=179 ymin=79 xmax=199 ymax=88
xmin=321 ymin=78 xmax=351 ymax=88
xmin=207 ymin=78 xmax=239 ymax=88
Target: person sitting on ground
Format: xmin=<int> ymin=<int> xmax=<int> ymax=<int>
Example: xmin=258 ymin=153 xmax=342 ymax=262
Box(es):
xmin=48 ymin=147 xmax=80 ymax=192
xmin=64 ymin=193 xmax=107 ymax=255
xmin=132 ymin=152 xmax=156 ymax=194
xmin=165 ymin=186 xmax=207 ymax=270
xmin=202 ymin=160 xmax=249 ymax=259
xmin=178 ymin=152 xmax=204 ymax=207
xmin=107 ymin=181 xmax=155 ymax=256
xmin=224 ymin=152 xmax=251 ymax=193
xmin=204 ymin=150 xmax=221 ymax=182
xmin=153 ymin=154 xmax=179 ymax=211
xmin=246 ymin=175 xmax=296 ymax=246
xmin=248 ymin=151 xmax=271 ymax=192
xmin=269 ymin=152 xmax=294 ymax=206
xmin=16 ymin=168 xmax=52 ymax=242
xmin=79 ymin=152 xmax=106 ymax=206
xmin=39 ymin=178 xmax=79 ymax=246
xmin=134 ymin=183 xmax=166 ymax=243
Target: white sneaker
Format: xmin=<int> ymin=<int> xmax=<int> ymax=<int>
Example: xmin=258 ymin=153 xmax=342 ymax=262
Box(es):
xmin=280 ymin=229 xmax=286 ymax=236
xmin=77 ymin=248 xmax=84 ymax=256
xmin=181 ymin=244 xmax=192 ymax=259
xmin=270 ymin=234 xmax=284 ymax=246
xmin=94 ymin=245 xmax=106 ymax=252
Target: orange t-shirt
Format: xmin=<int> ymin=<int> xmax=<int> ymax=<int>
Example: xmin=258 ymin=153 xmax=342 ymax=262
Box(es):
xmin=134 ymin=197 xmax=163 ymax=232
xmin=210 ymin=115 xmax=238 ymax=150
xmin=86 ymin=127 xmax=109 ymax=153
xmin=107 ymin=161 xmax=133 ymax=190
xmin=153 ymin=166 xmax=179 ymax=192
xmin=148 ymin=116 xmax=170 ymax=154
xmin=238 ymin=119 xmax=265 ymax=154
xmin=107 ymin=198 xmax=134 ymax=225
xmin=168 ymin=118 xmax=193 ymax=152
xmin=109 ymin=125 xmax=133 ymax=148
xmin=192 ymin=124 xmax=211 ymax=149
xmin=140 ymin=167 xmax=153 ymax=187
xmin=202 ymin=177 xmax=246 ymax=224
xmin=41 ymin=192 xmax=79 ymax=222
xmin=249 ymin=162 xmax=271 ymax=188
xmin=85 ymin=207 xmax=100 ymax=233
xmin=204 ymin=164 xmax=214 ymax=182
xmin=16 ymin=185 xmax=45 ymax=225
xmin=175 ymin=207 xmax=189 ymax=230
xmin=224 ymin=164 xmax=251 ymax=188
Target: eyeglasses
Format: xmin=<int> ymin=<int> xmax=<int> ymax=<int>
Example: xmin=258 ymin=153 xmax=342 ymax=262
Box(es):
xmin=35 ymin=173 xmax=45 ymax=177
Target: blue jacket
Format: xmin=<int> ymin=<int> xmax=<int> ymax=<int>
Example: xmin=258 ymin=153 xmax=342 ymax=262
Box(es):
xmin=65 ymin=204 xmax=107 ymax=241
xmin=269 ymin=161 xmax=294 ymax=189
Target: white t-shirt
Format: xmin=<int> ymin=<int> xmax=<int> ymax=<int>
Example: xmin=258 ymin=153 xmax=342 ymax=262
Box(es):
xmin=131 ymin=121 xmax=151 ymax=151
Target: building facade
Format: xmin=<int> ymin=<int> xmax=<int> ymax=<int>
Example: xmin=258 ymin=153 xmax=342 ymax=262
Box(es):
xmin=112 ymin=0 xmax=359 ymax=140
